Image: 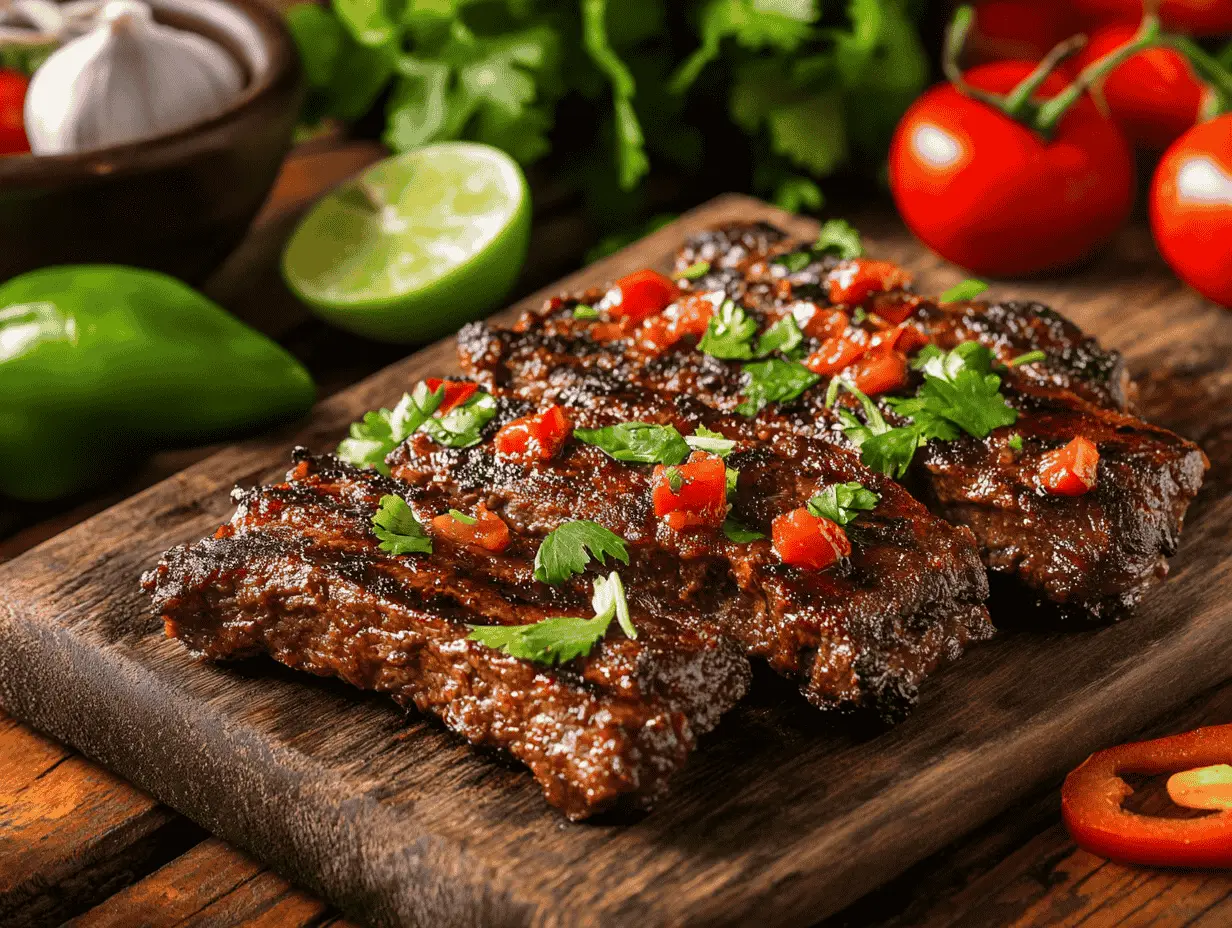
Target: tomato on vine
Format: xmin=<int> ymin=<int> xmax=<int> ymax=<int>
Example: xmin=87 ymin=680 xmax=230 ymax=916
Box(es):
xmin=0 ymin=69 xmax=30 ymax=156
xmin=1072 ymin=0 xmax=1232 ymax=37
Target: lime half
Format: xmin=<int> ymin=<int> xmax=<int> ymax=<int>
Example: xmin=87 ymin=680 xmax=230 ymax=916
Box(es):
xmin=283 ymin=142 xmax=531 ymax=343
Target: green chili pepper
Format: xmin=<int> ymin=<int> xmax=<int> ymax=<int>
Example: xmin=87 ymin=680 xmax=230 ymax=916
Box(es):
xmin=0 ymin=266 xmax=316 ymax=501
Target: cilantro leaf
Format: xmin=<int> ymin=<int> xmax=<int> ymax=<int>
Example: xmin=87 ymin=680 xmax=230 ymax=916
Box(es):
xmin=813 ymin=219 xmax=863 ymax=259
xmin=773 ymin=251 xmax=811 ymax=273
xmin=939 ymin=279 xmax=988 ymax=303
xmin=421 ymin=391 xmax=498 ymax=448
xmin=337 ymin=382 xmax=445 ymax=474
xmin=899 ymin=343 xmax=1017 ymax=439
xmin=737 ymin=359 xmax=820 ymax=416
xmin=665 ymin=466 xmax=684 ymax=492
xmin=722 ymin=517 xmax=765 ymax=542
xmin=573 ymin=304 xmax=600 ymax=319
xmin=698 ymin=299 xmax=759 ymax=360
xmin=534 ymin=520 xmax=630 ymax=584
xmin=574 ymin=422 xmax=691 ymax=464
xmin=670 ymin=0 xmax=818 ymax=94
xmin=1008 ymin=433 xmax=1024 ymax=452
xmin=827 ymin=378 xmax=922 ymax=479
xmin=372 ymin=495 xmax=433 ymax=556
xmin=582 ymin=0 xmax=649 ymax=191
xmin=1008 ymin=350 xmax=1046 ymax=367
xmin=754 ymin=315 xmax=803 ymax=357
xmin=684 ymin=426 xmax=736 ymax=458
xmin=678 ymin=260 xmax=711 ymax=280
xmin=807 ymin=481 xmax=880 ymax=525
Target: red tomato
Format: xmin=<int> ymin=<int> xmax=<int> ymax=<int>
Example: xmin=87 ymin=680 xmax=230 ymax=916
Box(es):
xmin=771 ymin=508 xmax=852 ymax=571
xmin=804 ymin=332 xmax=869 ymax=376
xmin=651 ymin=452 xmax=728 ymax=532
xmin=0 ymin=69 xmax=29 ymax=156
xmin=607 ymin=269 xmax=679 ymax=324
xmin=867 ymin=292 xmax=924 ymax=325
xmin=796 ymin=305 xmax=849 ymax=340
xmin=1151 ymin=114 xmax=1232 ymax=308
xmin=968 ymin=0 xmax=1081 ymax=65
xmin=848 ymin=350 xmax=910 ymax=396
xmin=1039 ymin=436 xmax=1100 ymax=495
xmin=424 ymin=378 xmax=478 ymax=414
xmin=1075 ymin=24 xmax=1206 ymax=151
xmin=1072 ymin=0 xmax=1232 ymax=36
xmin=889 ymin=61 xmax=1134 ymax=277
xmin=493 ymin=405 xmax=572 ymax=460
xmin=431 ymin=506 xmax=511 ymax=553
xmin=827 ymin=259 xmax=913 ymax=306
xmin=637 ymin=293 xmax=714 ymax=353
xmin=870 ymin=322 xmax=930 ymax=356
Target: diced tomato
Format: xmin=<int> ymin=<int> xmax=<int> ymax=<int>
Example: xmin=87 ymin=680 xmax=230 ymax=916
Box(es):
xmin=869 ymin=292 xmax=924 ymax=325
xmin=637 ymin=293 xmax=715 ymax=353
xmin=651 ymin=452 xmax=728 ymax=531
xmin=494 ymin=405 xmax=572 ymax=461
xmin=870 ymin=323 xmax=929 ymax=356
xmin=608 ymin=269 xmax=679 ymax=324
xmin=796 ymin=305 xmax=850 ymax=341
xmin=849 ymin=350 xmax=909 ymax=396
xmin=772 ymin=508 xmax=852 ymax=570
xmin=827 ymin=259 xmax=913 ymax=306
xmin=804 ymin=332 xmax=869 ymax=376
xmin=588 ymin=322 xmax=626 ymax=342
xmin=431 ymin=506 xmax=511 ymax=554
xmin=1039 ymin=436 xmax=1100 ymax=496
xmin=424 ymin=378 xmax=479 ymax=414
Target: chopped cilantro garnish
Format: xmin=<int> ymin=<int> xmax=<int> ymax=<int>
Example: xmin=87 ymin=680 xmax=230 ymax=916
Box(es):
xmin=533 ymin=520 xmax=630 ymax=585
xmin=677 ymin=260 xmax=711 ymax=280
xmin=420 ymin=390 xmax=497 ymax=449
xmin=698 ymin=299 xmax=759 ymax=360
xmin=773 ymin=251 xmax=811 ymax=273
xmin=665 ymin=466 xmax=684 ymax=493
xmin=806 ymin=481 xmax=880 ymax=526
xmin=448 ymin=509 xmax=477 ymax=525
xmin=725 ymin=465 xmax=740 ymax=496
xmin=722 ymin=517 xmax=765 ymax=543
xmin=895 ymin=342 xmax=1017 ymax=439
xmin=684 ymin=425 xmax=736 ymax=458
xmin=337 ymin=382 xmax=445 ymax=474
xmin=736 ymin=358 xmax=820 ymax=416
xmin=573 ymin=304 xmax=600 ymax=319
xmin=813 ymin=219 xmax=863 ymax=260
xmin=372 ymin=495 xmax=433 ymax=556
xmin=573 ymin=421 xmax=691 ymax=465
xmin=1008 ymin=433 xmax=1023 ymax=451
xmin=754 ymin=315 xmax=804 ymax=357
xmin=1008 ymin=349 xmax=1047 ymax=367
xmin=939 ymin=279 xmax=989 ymax=303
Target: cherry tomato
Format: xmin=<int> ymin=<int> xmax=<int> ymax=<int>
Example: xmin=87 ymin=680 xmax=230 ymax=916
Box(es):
xmin=771 ymin=508 xmax=852 ymax=571
xmin=1072 ymin=0 xmax=1232 ymax=36
xmin=651 ymin=452 xmax=727 ymax=532
xmin=607 ymin=269 xmax=679 ymax=324
xmin=0 ymin=69 xmax=30 ymax=156
xmin=424 ymin=378 xmax=479 ymax=414
xmin=431 ymin=506 xmax=511 ymax=553
xmin=848 ymin=350 xmax=910 ymax=396
xmin=968 ymin=0 xmax=1081 ymax=65
xmin=1150 ymin=114 xmax=1232 ymax=309
xmin=494 ymin=405 xmax=572 ymax=460
xmin=1039 ymin=435 xmax=1100 ymax=495
xmin=1074 ymin=24 xmax=1206 ymax=151
xmin=804 ymin=332 xmax=869 ymax=377
xmin=889 ymin=61 xmax=1134 ymax=277
xmin=827 ymin=259 xmax=913 ymax=306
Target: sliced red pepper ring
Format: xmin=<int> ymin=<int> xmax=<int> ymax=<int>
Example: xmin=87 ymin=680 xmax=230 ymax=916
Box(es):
xmin=771 ymin=507 xmax=852 ymax=570
xmin=493 ymin=405 xmax=572 ymax=460
xmin=1039 ymin=435 xmax=1100 ymax=496
xmin=651 ymin=451 xmax=728 ymax=531
xmin=431 ymin=506 xmax=512 ymax=554
xmin=1062 ymin=723 xmax=1232 ymax=869
xmin=827 ymin=259 xmax=913 ymax=307
xmin=425 ymin=378 xmax=479 ymax=414
xmin=607 ymin=269 xmax=679 ymax=324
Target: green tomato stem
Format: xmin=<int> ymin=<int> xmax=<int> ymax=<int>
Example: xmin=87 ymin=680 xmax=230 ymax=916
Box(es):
xmin=1002 ymin=34 xmax=1088 ymax=117
xmin=1168 ymin=34 xmax=1232 ymax=118
xmin=942 ymin=6 xmax=1008 ymax=112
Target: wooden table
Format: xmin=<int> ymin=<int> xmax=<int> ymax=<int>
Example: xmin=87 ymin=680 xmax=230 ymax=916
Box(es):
xmin=2 ymin=137 xmax=1231 ymax=928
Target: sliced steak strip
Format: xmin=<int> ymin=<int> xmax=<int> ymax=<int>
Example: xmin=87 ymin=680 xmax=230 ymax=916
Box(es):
xmin=142 ymin=452 xmax=750 ymax=820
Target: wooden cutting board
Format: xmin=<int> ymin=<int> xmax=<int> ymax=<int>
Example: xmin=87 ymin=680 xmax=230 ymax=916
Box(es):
xmin=2 ymin=195 xmax=1230 ymax=928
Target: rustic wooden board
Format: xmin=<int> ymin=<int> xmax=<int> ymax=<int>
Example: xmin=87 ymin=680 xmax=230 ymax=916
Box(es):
xmin=2 ymin=194 xmax=1231 ymax=928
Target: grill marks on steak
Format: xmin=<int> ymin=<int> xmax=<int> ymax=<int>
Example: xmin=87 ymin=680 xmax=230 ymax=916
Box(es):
xmin=458 ymin=222 xmax=1206 ymax=621
xmin=387 ymin=388 xmax=993 ymax=720
xmin=142 ymin=453 xmax=751 ymax=820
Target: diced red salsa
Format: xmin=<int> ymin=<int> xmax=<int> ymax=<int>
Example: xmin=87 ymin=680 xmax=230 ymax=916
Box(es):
xmin=827 ymin=259 xmax=912 ymax=307
xmin=771 ymin=508 xmax=852 ymax=570
xmin=494 ymin=405 xmax=572 ymax=461
xmin=804 ymin=332 xmax=869 ymax=377
xmin=607 ymin=269 xmax=679 ymax=324
xmin=846 ymin=350 xmax=909 ymax=396
xmin=651 ymin=452 xmax=728 ymax=531
xmin=1039 ymin=436 xmax=1100 ymax=496
xmin=637 ymin=293 xmax=715 ymax=353
xmin=431 ymin=506 xmax=511 ymax=553
xmin=425 ymin=378 xmax=478 ymax=414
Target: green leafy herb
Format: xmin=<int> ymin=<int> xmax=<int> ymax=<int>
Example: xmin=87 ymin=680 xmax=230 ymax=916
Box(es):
xmin=533 ymin=520 xmax=630 ymax=584
xmin=677 ymin=260 xmax=711 ymax=280
xmin=1008 ymin=350 xmax=1047 ymax=367
xmin=939 ymin=279 xmax=989 ymax=303
xmin=421 ymin=391 xmax=498 ymax=448
xmin=736 ymin=359 xmax=820 ymax=416
xmin=894 ymin=343 xmax=1017 ymax=440
xmin=337 ymin=381 xmax=445 ymax=474
xmin=573 ymin=304 xmax=600 ymax=320
xmin=722 ymin=517 xmax=765 ymax=543
xmin=773 ymin=251 xmax=812 ymax=274
xmin=448 ymin=509 xmax=477 ymax=525
xmin=754 ymin=315 xmax=804 ymax=357
xmin=806 ymin=481 xmax=880 ymax=525
xmin=698 ymin=299 xmax=759 ymax=360
xmin=827 ymin=378 xmax=925 ymax=480
xmin=725 ymin=465 xmax=740 ymax=496
xmin=665 ymin=466 xmax=684 ymax=493
xmin=372 ymin=495 xmax=433 ymax=556
xmin=813 ymin=219 xmax=863 ymax=259
xmin=1008 ymin=433 xmax=1024 ymax=452
xmin=684 ymin=426 xmax=736 ymax=458
xmin=574 ymin=422 xmax=691 ymax=464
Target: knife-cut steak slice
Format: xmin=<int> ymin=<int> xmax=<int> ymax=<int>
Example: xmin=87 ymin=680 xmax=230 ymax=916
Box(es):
xmin=142 ymin=452 xmax=751 ymax=820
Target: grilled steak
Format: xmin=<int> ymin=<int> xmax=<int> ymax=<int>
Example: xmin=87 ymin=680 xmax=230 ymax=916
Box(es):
xmin=459 ymin=223 xmax=1206 ymax=621
xmin=142 ymin=452 xmax=751 ymax=820
xmin=386 ymin=386 xmax=993 ymax=720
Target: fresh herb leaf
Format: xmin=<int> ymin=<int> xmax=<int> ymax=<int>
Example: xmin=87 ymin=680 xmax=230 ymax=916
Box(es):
xmin=722 ymin=517 xmax=765 ymax=542
xmin=591 ymin=570 xmax=636 ymax=640
xmin=813 ymin=219 xmax=863 ymax=259
xmin=337 ymin=382 xmax=445 ymax=474
xmin=677 ymin=260 xmax=711 ymax=280
xmin=421 ymin=391 xmax=498 ymax=448
xmin=773 ymin=251 xmax=811 ymax=273
xmin=939 ymin=279 xmax=988 ymax=302
xmin=1008 ymin=433 xmax=1023 ymax=451
xmin=372 ymin=495 xmax=433 ymax=556
xmin=533 ymin=520 xmax=630 ymax=584
xmin=684 ymin=426 xmax=736 ymax=458
xmin=573 ymin=304 xmax=600 ymax=320
xmin=581 ymin=0 xmax=649 ymax=190
xmin=827 ymin=378 xmax=923 ymax=479
xmin=1008 ymin=350 xmax=1046 ymax=367
xmin=665 ymin=466 xmax=684 ymax=493
xmin=898 ymin=343 xmax=1017 ymax=439
xmin=807 ymin=481 xmax=880 ymax=525
xmin=574 ymin=422 xmax=691 ymax=464
xmin=698 ymin=299 xmax=759 ymax=360
xmin=448 ymin=509 xmax=477 ymax=525
xmin=755 ymin=315 xmax=804 ymax=357
xmin=725 ymin=466 xmax=740 ymax=497
xmin=737 ymin=359 xmax=820 ymax=416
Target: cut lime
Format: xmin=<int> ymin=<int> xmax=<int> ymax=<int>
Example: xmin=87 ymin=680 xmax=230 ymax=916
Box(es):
xmin=282 ymin=142 xmax=531 ymax=344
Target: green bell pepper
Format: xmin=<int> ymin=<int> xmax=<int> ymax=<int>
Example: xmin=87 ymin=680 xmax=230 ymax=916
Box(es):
xmin=0 ymin=265 xmax=316 ymax=501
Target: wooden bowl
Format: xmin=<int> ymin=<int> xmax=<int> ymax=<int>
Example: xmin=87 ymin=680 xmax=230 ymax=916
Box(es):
xmin=0 ymin=0 xmax=303 ymax=284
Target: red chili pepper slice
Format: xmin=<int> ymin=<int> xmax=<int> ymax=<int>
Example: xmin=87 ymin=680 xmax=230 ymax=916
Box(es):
xmin=431 ymin=506 xmax=512 ymax=554
xmin=493 ymin=405 xmax=572 ymax=461
xmin=1039 ymin=435 xmax=1100 ymax=496
xmin=651 ymin=452 xmax=728 ymax=531
xmin=425 ymin=378 xmax=478 ymax=414
xmin=827 ymin=259 xmax=913 ymax=306
xmin=848 ymin=350 xmax=909 ymax=396
xmin=609 ymin=269 xmax=679 ymax=324
xmin=771 ymin=508 xmax=852 ymax=570
xmin=804 ymin=332 xmax=870 ymax=376
xmin=1062 ymin=723 xmax=1232 ymax=869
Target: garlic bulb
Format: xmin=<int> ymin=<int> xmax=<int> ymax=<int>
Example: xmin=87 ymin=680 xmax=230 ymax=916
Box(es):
xmin=23 ymin=0 xmax=244 ymax=156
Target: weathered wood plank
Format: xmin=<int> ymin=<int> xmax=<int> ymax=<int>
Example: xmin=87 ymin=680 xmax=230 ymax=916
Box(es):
xmin=1 ymin=195 xmax=1230 ymax=928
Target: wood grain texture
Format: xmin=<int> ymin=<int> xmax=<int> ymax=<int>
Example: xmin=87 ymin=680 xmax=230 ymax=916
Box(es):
xmin=1 ymin=195 xmax=1230 ymax=928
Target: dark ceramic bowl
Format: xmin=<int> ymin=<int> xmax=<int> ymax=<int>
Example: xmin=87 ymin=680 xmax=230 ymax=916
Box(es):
xmin=0 ymin=0 xmax=303 ymax=284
